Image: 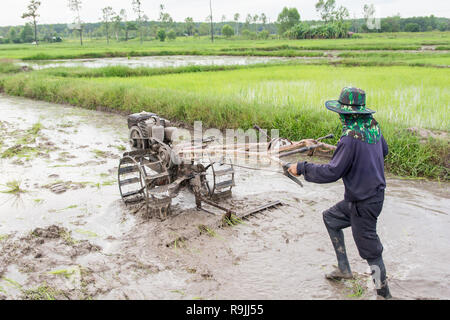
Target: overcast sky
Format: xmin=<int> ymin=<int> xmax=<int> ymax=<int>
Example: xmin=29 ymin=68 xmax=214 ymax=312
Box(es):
xmin=1 ymin=0 xmax=449 ymax=27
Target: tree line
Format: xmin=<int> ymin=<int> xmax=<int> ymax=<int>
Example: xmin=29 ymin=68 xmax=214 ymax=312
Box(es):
xmin=0 ymin=0 xmax=449 ymax=44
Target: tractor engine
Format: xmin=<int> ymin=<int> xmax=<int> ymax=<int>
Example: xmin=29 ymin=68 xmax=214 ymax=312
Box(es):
xmin=119 ymin=111 xmax=236 ymax=220
xmin=128 ymin=111 xmax=178 ymax=150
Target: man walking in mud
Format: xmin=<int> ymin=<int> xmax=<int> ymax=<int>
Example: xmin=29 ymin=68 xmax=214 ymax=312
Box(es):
xmin=288 ymin=87 xmax=392 ymax=299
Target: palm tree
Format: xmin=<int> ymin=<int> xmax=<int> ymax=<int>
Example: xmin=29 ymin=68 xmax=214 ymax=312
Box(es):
xmin=253 ymin=14 xmax=259 ymax=33
xmin=234 ymin=13 xmax=240 ymax=35
xmin=21 ymin=0 xmax=41 ymax=44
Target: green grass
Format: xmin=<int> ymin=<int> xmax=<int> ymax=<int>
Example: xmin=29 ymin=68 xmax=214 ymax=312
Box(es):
xmin=36 ymin=62 xmax=313 ymax=78
xmin=0 ymin=32 xmax=448 ymax=60
xmin=86 ymin=65 xmax=449 ymax=130
xmin=336 ymin=51 xmax=450 ymax=67
xmin=0 ymin=59 xmax=24 ymax=73
xmin=0 ymin=64 xmax=448 ymax=179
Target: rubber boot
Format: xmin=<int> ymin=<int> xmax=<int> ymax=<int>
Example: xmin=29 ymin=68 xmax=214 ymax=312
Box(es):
xmin=367 ymin=256 xmax=392 ymax=299
xmin=325 ymin=225 xmax=353 ymax=280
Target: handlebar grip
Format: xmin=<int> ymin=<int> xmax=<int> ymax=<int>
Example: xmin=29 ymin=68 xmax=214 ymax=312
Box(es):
xmin=282 ymin=163 xmax=304 ymax=188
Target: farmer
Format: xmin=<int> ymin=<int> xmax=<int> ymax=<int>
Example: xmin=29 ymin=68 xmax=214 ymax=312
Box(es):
xmin=288 ymin=87 xmax=391 ymax=299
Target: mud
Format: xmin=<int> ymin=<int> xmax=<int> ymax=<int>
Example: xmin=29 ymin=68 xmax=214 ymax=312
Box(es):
xmin=0 ymin=94 xmax=449 ymax=300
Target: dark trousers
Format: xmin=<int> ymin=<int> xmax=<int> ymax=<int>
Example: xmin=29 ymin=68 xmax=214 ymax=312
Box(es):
xmin=322 ymin=189 xmax=385 ymax=261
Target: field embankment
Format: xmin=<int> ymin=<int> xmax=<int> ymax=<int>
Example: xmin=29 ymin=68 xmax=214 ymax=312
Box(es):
xmin=0 ymin=60 xmax=448 ymax=180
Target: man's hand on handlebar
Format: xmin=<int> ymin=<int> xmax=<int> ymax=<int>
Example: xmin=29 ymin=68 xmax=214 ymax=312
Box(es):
xmin=288 ymin=164 xmax=301 ymax=177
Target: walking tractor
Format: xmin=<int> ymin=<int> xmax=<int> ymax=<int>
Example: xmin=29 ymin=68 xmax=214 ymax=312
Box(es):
xmin=118 ymin=112 xmax=336 ymax=220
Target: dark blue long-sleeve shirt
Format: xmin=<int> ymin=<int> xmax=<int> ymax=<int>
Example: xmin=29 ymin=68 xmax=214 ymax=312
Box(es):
xmin=297 ymin=135 xmax=389 ymax=202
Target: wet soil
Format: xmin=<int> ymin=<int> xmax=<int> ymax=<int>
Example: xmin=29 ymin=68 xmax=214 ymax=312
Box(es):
xmin=18 ymin=55 xmax=322 ymax=70
xmin=0 ymin=94 xmax=449 ymax=300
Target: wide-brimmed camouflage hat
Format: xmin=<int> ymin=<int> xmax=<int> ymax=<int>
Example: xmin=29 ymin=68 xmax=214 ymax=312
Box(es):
xmin=325 ymin=87 xmax=376 ymax=114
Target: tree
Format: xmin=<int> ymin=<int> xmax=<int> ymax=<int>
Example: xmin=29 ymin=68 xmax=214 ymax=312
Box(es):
xmin=209 ymin=0 xmax=214 ymax=42
xmin=126 ymin=21 xmax=138 ymax=41
xmin=438 ymin=21 xmax=448 ymax=31
xmin=276 ymin=7 xmax=300 ymax=35
xmin=315 ymin=0 xmax=337 ymax=22
xmin=381 ymin=15 xmax=401 ymax=32
xmin=167 ymin=29 xmax=176 ymax=40
xmin=132 ymin=0 xmax=144 ymax=43
xmin=159 ymin=4 xmax=173 ymax=29
xmin=333 ymin=6 xmax=349 ymax=37
xmin=253 ymin=14 xmax=259 ymax=32
xmin=157 ymin=29 xmax=166 ymax=41
xmin=241 ymin=29 xmax=251 ymax=39
xmin=233 ymin=13 xmax=240 ymax=35
xmin=68 ymin=0 xmax=83 ymax=45
xmin=185 ymin=17 xmax=194 ymax=36
xmin=260 ymin=13 xmax=267 ymax=28
xmin=245 ymin=14 xmax=252 ymax=30
xmin=8 ymin=27 xmax=20 ymax=43
xmin=101 ymin=6 xmax=114 ymax=44
xmin=112 ymin=14 xmax=122 ymax=41
xmin=259 ymin=29 xmax=269 ymax=39
xmin=120 ymin=9 xmax=134 ymax=41
xmin=21 ymin=0 xmax=41 ymax=44
xmin=405 ymin=22 xmax=420 ymax=32
xmin=20 ymin=24 xmax=34 ymax=43
xmin=222 ymin=24 xmax=234 ymax=38
xmin=199 ymin=23 xmax=210 ymax=36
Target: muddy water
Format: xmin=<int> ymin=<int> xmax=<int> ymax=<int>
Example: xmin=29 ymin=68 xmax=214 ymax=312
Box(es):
xmin=0 ymin=94 xmax=449 ymax=300
xmin=18 ymin=55 xmax=316 ymax=70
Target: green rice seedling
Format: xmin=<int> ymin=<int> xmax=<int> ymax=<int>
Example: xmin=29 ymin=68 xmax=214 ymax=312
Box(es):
xmin=92 ymin=149 xmax=107 ymax=158
xmin=48 ymin=268 xmax=77 ymax=279
xmin=49 ymin=205 xmax=78 ymax=213
xmin=198 ymin=225 xmax=220 ymax=238
xmin=0 ymin=180 xmax=27 ymax=195
xmin=101 ymin=180 xmax=116 ymax=186
xmin=17 ymin=122 xmax=43 ymax=145
xmin=59 ymin=230 xmax=78 ymax=246
xmin=1 ymin=145 xmax=39 ymax=159
xmin=2 ymin=277 xmax=22 ymax=289
xmin=75 ymin=229 xmax=98 ymax=238
xmin=22 ymin=284 xmax=61 ymax=300
xmin=346 ymin=278 xmax=367 ymax=298
xmin=170 ymin=289 xmax=186 ymax=296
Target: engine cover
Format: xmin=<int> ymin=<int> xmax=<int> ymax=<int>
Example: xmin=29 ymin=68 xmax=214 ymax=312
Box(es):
xmin=127 ymin=112 xmax=157 ymax=129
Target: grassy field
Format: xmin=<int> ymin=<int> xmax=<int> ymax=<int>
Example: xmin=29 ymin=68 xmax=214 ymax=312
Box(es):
xmin=0 ymin=32 xmax=449 ymax=61
xmin=0 ymin=33 xmax=449 ymax=179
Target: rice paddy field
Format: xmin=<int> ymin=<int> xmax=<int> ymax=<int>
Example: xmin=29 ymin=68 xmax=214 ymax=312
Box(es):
xmin=0 ymin=32 xmax=449 ymax=179
xmin=0 ymin=31 xmax=449 ymax=60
